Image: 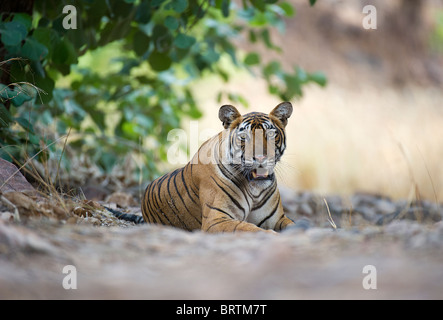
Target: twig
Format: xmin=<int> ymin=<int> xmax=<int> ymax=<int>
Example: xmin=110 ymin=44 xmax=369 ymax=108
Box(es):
xmin=0 ymin=57 xmax=25 ymax=68
xmin=417 ymin=145 xmax=439 ymax=206
xmin=0 ymin=82 xmax=47 ymax=104
xmin=0 ymin=135 xmax=68 ymax=191
xmin=323 ymin=198 xmax=337 ymax=229
xmin=55 ymin=128 xmax=72 ymax=188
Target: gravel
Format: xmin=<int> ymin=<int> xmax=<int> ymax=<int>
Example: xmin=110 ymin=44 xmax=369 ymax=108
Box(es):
xmin=1 ymin=187 xmax=443 ymax=299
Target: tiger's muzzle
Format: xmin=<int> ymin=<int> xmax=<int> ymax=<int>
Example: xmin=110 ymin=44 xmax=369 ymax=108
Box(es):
xmin=247 ymin=155 xmax=276 ymax=181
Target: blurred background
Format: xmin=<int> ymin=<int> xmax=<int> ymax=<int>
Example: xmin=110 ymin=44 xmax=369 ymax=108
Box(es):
xmin=192 ymin=0 xmax=443 ymax=201
xmin=1 ymin=0 xmax=443 ymax=201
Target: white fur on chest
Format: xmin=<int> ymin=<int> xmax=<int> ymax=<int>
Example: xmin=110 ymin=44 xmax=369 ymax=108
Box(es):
xmin=244 ymin=180 xmax=280 ymax=229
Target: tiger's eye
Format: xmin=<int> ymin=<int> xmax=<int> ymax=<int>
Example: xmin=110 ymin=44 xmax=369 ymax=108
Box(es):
xmin=266 ymin=130 xmax=276 ymax=139
xmin=237 ymin=131 xmax=249 ymax=140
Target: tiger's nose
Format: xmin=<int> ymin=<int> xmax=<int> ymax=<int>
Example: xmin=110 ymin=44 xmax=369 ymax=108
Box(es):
xmin=253 ymin=155 xmax=267 ymax=164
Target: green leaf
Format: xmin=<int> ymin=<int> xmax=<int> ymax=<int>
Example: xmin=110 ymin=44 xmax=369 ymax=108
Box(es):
xmin=216 ymin=91 xmax=223 ymax=103
xmin=260 ymin=29 xmax=281 ymax=52
xmin=0 ymin=84 xmax=14 ymax=102
xmin=263 ymin=61 xmax=281 ymax=79
xmin=0 ymin=84 xmax=33 ymax=107
xmin=248 ymin=30 xmax=257 ymax=43
xmin=133 ymin=30 xmax=150 ymax=55
xmin=284 ymin=74 xmax=302 ymax=99
xmin=268 ymin=84 xmax=279 ymax=95
xmin=218 ymin=68 xmax=229 ymax=82
xmin=152 ymin=24 xmax=172 ymax=52
xmin=171 ymin=0 xmax=188 ymax=13
xmin=10 ymin=89 xmax=33 ymax=107
xmin=0 ymin=21 xmax=28 ymax=46
xmin=250 ymin=0 xmax=266 ymax=12
xmin=135 ymin=0 xmax=151 ymax=23
xmin=12 ymin=13 xmax=32 ymax=31
xmin=109 ymin=0 xmax=133 ymax=18
xmin=278 ymin=2 xmax=295 ymax=17
xmin=33 ymin=27 xmax=59 ymax=54
xmin=308 ymin=71 xmax=327 ymax=87
xmin=296 ymin=66 xmax=307 ymax=82
xmin=89 ymin=110 xmax=106 ymax=132
xmin=52 ymin=37 xmax=77 ymax=65
xmin=202 ymin=47 xmax=220 ymax=63
xmin=0 ymin=103 xmax=13 ymax=127
xmin=98 ymin=151 xmax=118 ymax=172
xmin=21 ymin=37 xmax=49 ymax=61
xmin=164 ymin=16 xmax=179 ymax=31
xmin=221 ymin=0 xmax=231 ymax=17
xmin=309 ymin=0 xmax=317 ymax=6
xmin=98 ymin=18 xmax=133 ymax=46
xmin=174 ymin=33 xmax=196 ymax=49
xmin=151 ymin=0 xmax=166 ymax=6
xmin=148 ymin=50 xmax=172 ymax=71
xmin=188 ymin=105 xmax=202 ymax=118
xmin=34 ymin=75 xmax=54 ymax=105
xmin=244 ymin=52 xmax=260 ymax=65
xmin=15 ymin=116 xmax=35 ymax=134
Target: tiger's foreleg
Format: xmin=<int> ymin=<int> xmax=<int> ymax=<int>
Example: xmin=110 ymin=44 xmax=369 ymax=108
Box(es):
xmin=261 ymin=199 xmax=296 ymax=232
xmin=274 ymin=214 xmax=295 ymax=231
xmin=201 ymin=204 xmax=276 ymax=233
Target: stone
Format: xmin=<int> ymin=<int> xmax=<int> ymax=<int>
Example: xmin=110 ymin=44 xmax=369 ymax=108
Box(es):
xmin=0 ymin=158 xmax=37 ymax=195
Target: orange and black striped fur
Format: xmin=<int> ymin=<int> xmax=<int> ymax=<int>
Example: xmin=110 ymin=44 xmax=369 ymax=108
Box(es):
xmin=138 ymin=102 xmax=295 ymax=233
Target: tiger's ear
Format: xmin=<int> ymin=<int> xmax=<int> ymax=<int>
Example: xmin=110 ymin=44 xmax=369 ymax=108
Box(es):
xmin=270 ymin=102 xmax=293 ymax=127
xmin=219 ymin=105 xmax=241 ymax=129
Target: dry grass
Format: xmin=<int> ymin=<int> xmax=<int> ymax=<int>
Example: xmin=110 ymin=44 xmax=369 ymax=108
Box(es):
xmin=190 ymin=72 xmax=443 ymax=202
xmin=186 ymin=0 xmax=443 ymax=202
xmin=288 ymin=83 xmax=443 ymax=201
xmin=0 ymin=133 xmax=112 ymax=223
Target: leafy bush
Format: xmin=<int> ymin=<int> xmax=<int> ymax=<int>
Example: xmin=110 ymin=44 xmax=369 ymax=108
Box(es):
xmin=0 ymin=0 xmax=326 ymax=181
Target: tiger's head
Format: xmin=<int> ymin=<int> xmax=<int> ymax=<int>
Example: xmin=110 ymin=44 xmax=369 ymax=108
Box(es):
xmin=218 ymin=102 xmax=293 ymax=182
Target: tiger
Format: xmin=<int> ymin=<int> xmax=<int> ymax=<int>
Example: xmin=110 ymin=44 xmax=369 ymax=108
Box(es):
xmin=110 ymin=102 xmax=295 ymax=233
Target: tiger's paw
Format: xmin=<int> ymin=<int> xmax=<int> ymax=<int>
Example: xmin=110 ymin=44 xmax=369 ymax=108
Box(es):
xmin=282 ymin=218 xmax=313 ymax=233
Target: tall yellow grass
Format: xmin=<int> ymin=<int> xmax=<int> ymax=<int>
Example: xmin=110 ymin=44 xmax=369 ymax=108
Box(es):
xmin=191 ymin=73 xmax=443 ymax=201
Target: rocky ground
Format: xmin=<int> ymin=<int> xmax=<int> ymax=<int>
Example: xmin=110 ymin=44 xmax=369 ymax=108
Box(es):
xmin=1 ymin=171 xmax=443 ymax=299
xmin=3 ymin=0 xmax=443 ymax=301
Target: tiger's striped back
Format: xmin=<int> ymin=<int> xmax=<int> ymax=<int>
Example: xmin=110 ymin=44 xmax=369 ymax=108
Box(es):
xmin=142 ymin=165 xmax=202 ymax=231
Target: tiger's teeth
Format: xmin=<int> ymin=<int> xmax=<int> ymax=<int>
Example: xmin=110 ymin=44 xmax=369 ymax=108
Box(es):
xmin=256 ymin=168 xmax=269 ymax=177
xmin=250 ymin=168 xmax=269 ymax=180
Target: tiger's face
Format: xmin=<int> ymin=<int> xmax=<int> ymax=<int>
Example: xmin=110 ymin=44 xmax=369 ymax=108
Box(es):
xmin=219 ymin=102 xmax=293 ymax=182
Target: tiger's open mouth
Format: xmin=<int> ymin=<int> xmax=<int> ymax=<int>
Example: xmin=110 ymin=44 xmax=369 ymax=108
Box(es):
xmin=249 ymin=168 xmax=272 ymax=180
